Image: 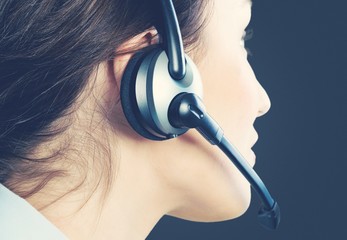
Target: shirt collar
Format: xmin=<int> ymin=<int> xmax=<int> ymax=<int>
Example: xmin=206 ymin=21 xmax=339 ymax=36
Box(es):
xmin=0 ymin=183 xmax=68 ymax=240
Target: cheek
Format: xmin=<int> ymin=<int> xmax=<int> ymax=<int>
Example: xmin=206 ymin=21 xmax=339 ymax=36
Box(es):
xmin=197 ymin=49 xmax=259 ymax=146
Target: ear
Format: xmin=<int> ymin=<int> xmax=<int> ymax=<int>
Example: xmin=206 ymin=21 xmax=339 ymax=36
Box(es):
xmin=111 ymin=27 xmax=159 ymax=86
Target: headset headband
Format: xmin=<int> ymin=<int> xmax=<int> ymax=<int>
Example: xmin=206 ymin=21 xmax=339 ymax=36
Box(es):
xmin=157 ymin=0 xmax=186 ymax=80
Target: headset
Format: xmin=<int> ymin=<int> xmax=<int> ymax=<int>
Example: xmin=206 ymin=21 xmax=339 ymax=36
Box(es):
xmin=120 ymin=0 xmax=280 ymax=230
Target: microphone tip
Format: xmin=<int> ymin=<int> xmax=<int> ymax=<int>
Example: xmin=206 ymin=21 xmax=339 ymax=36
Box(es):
xmin=257 ymin=202 xmax=281 ymax=230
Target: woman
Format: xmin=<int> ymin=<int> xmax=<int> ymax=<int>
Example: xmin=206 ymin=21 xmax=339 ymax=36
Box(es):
xmin=0 ymin=0 xmax=270 ymax=239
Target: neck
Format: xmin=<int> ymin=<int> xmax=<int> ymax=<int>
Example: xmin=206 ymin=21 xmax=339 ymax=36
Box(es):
xmin=30 ymin=138 xmax=178 ymax=240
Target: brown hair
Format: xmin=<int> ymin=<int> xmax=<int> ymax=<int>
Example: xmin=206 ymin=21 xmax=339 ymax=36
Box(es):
xmin=0 ymin=0 xmax=212 ymax=206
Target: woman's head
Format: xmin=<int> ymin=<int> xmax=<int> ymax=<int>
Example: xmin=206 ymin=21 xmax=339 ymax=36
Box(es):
xmin=0 ymin=0 xmax=270 ymax=229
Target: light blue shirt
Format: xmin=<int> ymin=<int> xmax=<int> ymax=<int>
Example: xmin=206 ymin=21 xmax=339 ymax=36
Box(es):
xmin=0 ymin=184 xmax=68 ymax=240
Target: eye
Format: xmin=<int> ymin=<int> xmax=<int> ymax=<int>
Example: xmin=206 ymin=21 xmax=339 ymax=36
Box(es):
xmin=240 ymin=28 xmax=254 ymax=56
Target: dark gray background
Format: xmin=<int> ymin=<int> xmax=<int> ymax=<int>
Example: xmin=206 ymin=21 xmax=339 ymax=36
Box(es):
xmin=148 ymin=0 xmax=347 ymax=239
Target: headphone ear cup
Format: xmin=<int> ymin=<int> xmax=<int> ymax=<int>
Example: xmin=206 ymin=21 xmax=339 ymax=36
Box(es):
xmin=120 ymin=46 xmax=164 ymax=140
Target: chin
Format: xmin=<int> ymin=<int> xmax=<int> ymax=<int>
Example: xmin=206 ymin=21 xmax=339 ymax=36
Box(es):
xmin=205 ymin=187 xmax=252 ymax=222
xmin=168 ymin=186 xmax=252 ymax=223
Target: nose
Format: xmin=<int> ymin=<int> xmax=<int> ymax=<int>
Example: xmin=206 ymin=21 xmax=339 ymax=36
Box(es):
xmin=257 ymin=83 xmax=271 ymax=117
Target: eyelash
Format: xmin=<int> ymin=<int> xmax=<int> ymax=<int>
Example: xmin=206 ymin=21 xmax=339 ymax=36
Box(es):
xmin=241 ymin=28 xmax=254 ymax=56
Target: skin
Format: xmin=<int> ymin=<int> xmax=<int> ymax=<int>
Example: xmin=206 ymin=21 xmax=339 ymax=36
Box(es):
xmin=30 ymin=0 xmax=271 ymax=239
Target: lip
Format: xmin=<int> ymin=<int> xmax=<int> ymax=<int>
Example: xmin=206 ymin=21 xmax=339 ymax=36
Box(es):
xmin=250 ymin=149 xmax=256 ymax=166
xmin=249 ymin=131 xmax=258 ymax=166
xmin=251 ymin=131 xmax=259 ymax=148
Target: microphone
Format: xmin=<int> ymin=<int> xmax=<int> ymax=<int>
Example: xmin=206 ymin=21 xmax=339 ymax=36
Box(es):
xmin=168 ymin=92 xmax=280 ymax=230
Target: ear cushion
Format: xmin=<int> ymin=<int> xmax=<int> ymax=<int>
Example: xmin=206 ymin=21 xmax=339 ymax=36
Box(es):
xmin=120 ymin=46 xmax=164 ymax=140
